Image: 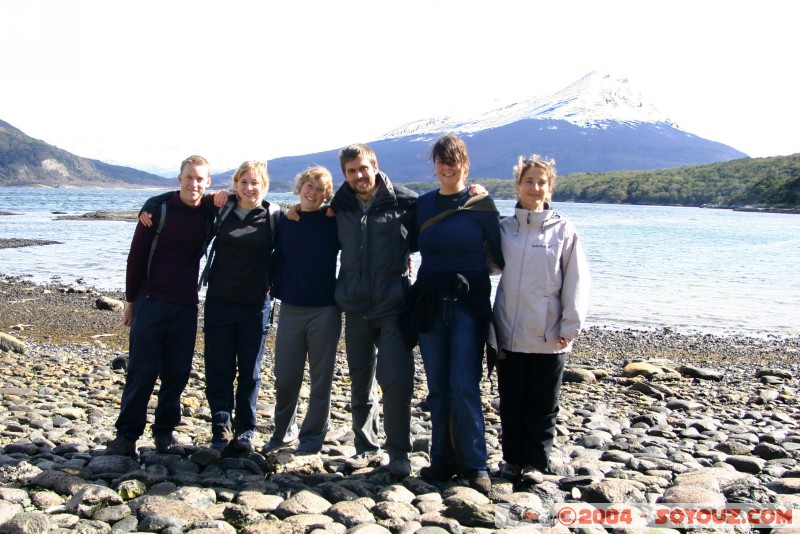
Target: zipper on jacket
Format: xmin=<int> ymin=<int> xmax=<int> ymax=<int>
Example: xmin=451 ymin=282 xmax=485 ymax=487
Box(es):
xmin=509 ymin=210 xmax=532 ymax=347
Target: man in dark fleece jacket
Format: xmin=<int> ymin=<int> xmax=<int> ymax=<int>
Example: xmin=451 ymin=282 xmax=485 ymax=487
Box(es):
xmin=105 ymin=155 xmax=213 ymax=456
xmin=330 ymin=144 xmax=418 ymax=479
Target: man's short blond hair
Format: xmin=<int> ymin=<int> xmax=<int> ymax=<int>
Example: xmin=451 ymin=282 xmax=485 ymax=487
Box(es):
xmin=180 ymin=155 xmax=210 ymax=174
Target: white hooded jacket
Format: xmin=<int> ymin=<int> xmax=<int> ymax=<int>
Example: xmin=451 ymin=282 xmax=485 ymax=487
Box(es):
xmin=493 ymin=205 xmax=590 ymax=354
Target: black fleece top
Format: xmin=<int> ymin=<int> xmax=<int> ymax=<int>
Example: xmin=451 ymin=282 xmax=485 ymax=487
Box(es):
xmin=206 ymin=199 xmax=275 ymax=306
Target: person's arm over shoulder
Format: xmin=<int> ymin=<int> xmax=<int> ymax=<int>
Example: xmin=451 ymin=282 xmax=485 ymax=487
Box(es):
xmin=330 ymin=182 xmax=359 ymax=214
xmin=140 ymin=191 xmax=216 ymax=227
xmin=138 ymin=191 xmax=175 ymax=226
xmin=481 ymin=197 xmax=504 ymax=271
xmin=200 ymin=192 xmax=218 ymax=214
xmin=139 ymin=191 xmax=174 ymax=218
xmin=394 ymin=184 xmax=419 ymax=204
xmin=392 ymin=185 xmax=420 ymax=251
xmin=559 ymin=221 xmax=591 ymax=340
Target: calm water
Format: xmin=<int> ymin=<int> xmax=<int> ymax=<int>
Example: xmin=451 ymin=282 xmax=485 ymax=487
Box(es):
xmin=1 ymin=187 xmax=799 ymax=336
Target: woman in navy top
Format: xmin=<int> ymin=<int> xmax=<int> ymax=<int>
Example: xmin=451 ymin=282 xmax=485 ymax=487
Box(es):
xmin=412 ymin=134 xmax=503 ymax=494
xmin=267 ymin=167 xmax=342 ymax=455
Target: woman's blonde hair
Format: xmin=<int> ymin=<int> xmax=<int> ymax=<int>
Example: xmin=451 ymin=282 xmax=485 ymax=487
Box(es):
xmin=514 ymin=155 xmax=557 ymax=192
xmin=231 ymin=161 xmax=269 ymax=201
xmin=293 ymin=166 xmax=334 ymax=201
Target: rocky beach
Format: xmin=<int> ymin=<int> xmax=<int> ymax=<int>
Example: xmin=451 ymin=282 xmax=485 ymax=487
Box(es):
xmin=1 ymin=273 xmax=799 ymax=533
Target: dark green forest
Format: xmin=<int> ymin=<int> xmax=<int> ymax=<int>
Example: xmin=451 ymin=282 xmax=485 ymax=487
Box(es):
xmin=403 ymin=154 xmax=800 ymax=209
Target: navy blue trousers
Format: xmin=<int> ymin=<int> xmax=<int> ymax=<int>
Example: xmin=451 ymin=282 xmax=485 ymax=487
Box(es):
xmin=115 ymin=294 xmax=197 ymax=440
xmin=204 ymin=295 xmax=270 ymax=437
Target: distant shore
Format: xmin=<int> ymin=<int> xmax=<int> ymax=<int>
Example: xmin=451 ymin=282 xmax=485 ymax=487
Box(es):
xmin=4 ymin=183 xmax=800 ymax=213
xmin=0 ymin=209 xmax=140 ymax=222
xmin=0 ymin=238 xmax=62 ymax=250
xmin=731 ymin=206 xmax=800 ymax=214
xmin=2 ymin=183 xmax=170 ymax=190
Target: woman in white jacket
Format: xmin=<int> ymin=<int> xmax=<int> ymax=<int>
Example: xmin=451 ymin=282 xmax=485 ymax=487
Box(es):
xmin=493 ymin=155 xmax=590 ymax=483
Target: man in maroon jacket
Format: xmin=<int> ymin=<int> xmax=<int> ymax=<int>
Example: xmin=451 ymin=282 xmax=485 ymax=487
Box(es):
xmin=105 ymin=155 xmax=213 ymax=456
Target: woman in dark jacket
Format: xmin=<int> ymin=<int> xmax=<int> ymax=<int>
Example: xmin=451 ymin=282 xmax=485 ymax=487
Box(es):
xmin=202 ymin=161 xmax=281 ymax=453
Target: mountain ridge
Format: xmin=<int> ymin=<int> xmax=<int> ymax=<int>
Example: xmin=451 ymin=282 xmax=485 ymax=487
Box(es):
xmin=2 ymin=72 xmax=747 ymax=188
xmin=253 ymin=72 xmax=746 ymax=184
xmin=381 ymin=71 xmax=677 ymax=139
xmin=0 ymin=119 xmax=170 ymax=188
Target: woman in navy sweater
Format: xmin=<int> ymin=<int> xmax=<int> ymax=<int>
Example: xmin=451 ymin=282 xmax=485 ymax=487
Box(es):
xmin=266 ymin=167 xmax=342 ymax=455
xmin=413 ymin=135 xmax=503 ymax=494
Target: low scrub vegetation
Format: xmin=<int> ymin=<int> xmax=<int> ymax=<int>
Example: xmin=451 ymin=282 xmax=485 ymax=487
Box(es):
xmin=403 ymin=154 xmax=800 ymax=208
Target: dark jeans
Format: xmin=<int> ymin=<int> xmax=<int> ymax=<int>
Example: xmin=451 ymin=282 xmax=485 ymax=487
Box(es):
xmin=115 ymin=294 xmax=197 ymax=440
xmin=496 ymin=351 xmax=566 ymax=471
xmin=418 ymin=299 xmax=487 ymax=473
xmin=204 ymin=295 xmax=270 ymax=437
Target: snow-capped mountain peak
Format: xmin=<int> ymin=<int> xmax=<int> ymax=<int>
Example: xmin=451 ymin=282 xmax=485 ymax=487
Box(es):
xmin=381 ymin=71 xmax=676 ymax=139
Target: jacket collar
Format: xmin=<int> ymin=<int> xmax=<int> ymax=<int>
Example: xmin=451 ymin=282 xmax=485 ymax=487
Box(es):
xmin=512 ymin=202 xmax=560 ymax=230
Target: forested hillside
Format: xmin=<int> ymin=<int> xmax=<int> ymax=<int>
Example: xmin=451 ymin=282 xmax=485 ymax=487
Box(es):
xmin=403 ymin=154 xmax=800 ymax=209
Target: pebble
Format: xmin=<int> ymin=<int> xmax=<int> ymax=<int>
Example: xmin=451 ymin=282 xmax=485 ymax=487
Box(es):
xmin=1 ymin=276 xmax=799 ymax=532
xmin=0 ymin=332 xmax=26 ymax=354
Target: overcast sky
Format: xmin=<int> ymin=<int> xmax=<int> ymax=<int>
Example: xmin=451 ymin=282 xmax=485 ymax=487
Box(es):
xmin=2 ymin=0 xmax=798 ymax=176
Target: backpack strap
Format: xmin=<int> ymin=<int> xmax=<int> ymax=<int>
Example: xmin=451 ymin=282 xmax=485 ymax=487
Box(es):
xmin=146 ymin=200 xmax=168 ymax=282
xmin=264 ymin=202 xmax=283 ymax=294
xmin=197 ymin=198 xmax=237 ymax=290
xmin=419 ymin=193 xmax=496 ymax=232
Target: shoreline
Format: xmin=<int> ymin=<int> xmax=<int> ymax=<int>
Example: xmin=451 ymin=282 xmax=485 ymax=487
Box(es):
xmin=4 ymin=204 xmax=799 ymax=338
xmin=1 ymin=273 xmax=798 ymax=350
xmin=2 ymin=273 xmax=799 ymax=374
